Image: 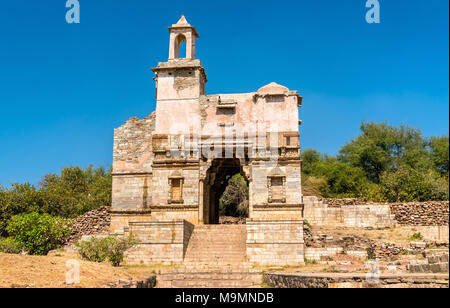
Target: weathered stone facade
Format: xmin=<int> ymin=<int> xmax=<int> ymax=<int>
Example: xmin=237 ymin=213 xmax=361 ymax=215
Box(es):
xmin=111 ymin=16 xmax=304 ymax=266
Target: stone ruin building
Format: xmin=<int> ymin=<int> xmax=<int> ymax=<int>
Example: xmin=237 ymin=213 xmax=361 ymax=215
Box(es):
xmin=111 ymin=16 xmax=305 ymax=266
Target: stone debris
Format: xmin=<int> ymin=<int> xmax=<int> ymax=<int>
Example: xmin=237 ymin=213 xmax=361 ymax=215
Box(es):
xmin=367 ymin=242 xmax=407 ymax=260
xmin=106 ymin=276 xmax=157 ymax=288
xmin=218 ymin=216 xmax=246 ymax=225
xmin=67 ymin=207 xmax=111 ymax=243
xmin=408 ymin=251 xmax=449 ymax=273
xmin=390 ymin=201 xmax=449 ymax=226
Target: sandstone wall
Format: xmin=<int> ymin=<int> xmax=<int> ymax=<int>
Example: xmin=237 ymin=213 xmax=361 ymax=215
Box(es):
xmin=112 ymin=114 xmax=155 ymax=212
xmin=110 ymin=211 xmax=152 ymax=234
xmin=264 ymin=273 xmax=449 ymax=288
xmin=305 ymin=197 xmax=449 ymax=229
xmin=124 ymin=220 xmax=194 ymax=265
xmin=402 ymin=226 xmax=449 ymax=242
xmin=303 ymin=197 xmax=396 ymax=229
xmin=246 ymin=220 xmax=304 ymax=266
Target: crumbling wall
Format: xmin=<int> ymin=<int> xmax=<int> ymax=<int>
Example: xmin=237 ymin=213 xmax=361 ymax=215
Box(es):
xmin=112 ymin=113 xmax=155 ymax=214
xmin=67 ymin=207 xmax=111 ymax=243
xmin=264 ymin=273 xmax=449 ymax=288
xmin=113 ymin=113 xmax=155 ymax=174
xmin=390 ymin=202 xmax=449 ymax=226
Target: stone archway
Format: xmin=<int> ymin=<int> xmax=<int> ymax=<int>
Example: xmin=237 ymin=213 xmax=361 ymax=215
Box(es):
xmin=202 ymin=158 xmax=249 ymax=224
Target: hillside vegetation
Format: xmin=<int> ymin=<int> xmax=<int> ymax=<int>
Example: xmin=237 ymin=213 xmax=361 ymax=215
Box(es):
xmin=302 ymin=122 xmax=449 ymax=202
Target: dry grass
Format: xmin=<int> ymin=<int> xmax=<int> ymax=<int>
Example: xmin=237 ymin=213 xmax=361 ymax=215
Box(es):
xmin=0 ymin=251 xmax=145 ymax=288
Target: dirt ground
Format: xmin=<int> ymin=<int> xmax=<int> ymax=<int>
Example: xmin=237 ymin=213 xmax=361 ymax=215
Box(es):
xmin=0 ymin=251 xmax=165 ymax=288
xmin=312 ymin=226 xmax=425 ymax=244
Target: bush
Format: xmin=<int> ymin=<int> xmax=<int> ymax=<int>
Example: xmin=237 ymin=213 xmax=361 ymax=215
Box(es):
xmin=0 ymin=237 xmax=22 ymax=254
xmin=409 ymin=233 xmax=424 ymax=241
xmin=302 ymin=175 xmax=327 ymax=197
xmin=105 ymin=236 xmax=138 ymax=267
xmin=303 ymin=220 xmax=312 ymax=229
xmin=77 ymin=235 xmax=138 ymax=267
xmin=77 ymin=236 xmax=110 ymax=262
xmin=6 ymin=212 xmax=72 ymax=255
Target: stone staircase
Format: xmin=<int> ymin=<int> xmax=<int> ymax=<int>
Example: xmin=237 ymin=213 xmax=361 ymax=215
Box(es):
xmin=184 ymin=225 xmax=247 ymax=265
xmin=157 ymin=225 xmax=263 ymax=288
xmin=408 ymin=250 xmax=449 ymax=273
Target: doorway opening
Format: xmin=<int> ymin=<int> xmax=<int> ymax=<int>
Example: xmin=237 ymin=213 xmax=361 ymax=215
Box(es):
xmin=203 ymin=158 xmax=249 ymax=224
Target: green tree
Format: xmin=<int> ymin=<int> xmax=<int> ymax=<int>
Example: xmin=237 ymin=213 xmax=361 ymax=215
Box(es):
xmin=6 ymin=212 xmax=71 ymax=255
xmin=301 ymin=149 xmax=323 ymax=175
xmin=219 ymin=174 xmax=249 ymax=217
xmin=0 ymin=183 xmax=44 ymax=237
xmin=428 ymin=135 xmax=449 ymax=177
xmin=313 ymin=157 xmax=369 ymax=198
xmin=380 ymin=164 xmax=448 ymax=202
xmin=339 ymin=122 xmax=430 ymax=183
xmin=39 ymin=165 xmax=112 ymax=218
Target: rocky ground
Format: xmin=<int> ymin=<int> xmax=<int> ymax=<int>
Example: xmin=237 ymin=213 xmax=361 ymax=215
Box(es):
xmin=300 ymin=225 xmax=449 ymax=275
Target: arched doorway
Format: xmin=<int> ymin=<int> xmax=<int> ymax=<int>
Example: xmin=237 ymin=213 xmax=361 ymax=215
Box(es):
xmin=202 ymin=158 xmax=249 ymax=224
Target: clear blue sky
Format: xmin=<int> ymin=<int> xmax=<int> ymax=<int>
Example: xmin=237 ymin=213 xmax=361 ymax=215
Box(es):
xmin=0 ymin=0 xmax=448 ymax=186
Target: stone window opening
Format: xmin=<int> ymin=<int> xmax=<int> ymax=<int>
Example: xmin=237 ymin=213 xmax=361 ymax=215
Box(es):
xmin=168 ymin=177 xmax=184 ymax=204
xmin=285 ymin=136 xmax=291 ymax=146
xmin=267 ymin=176 xmax=286 ymax=204
xmin=174 ymin=34 xmax=187 ymax=59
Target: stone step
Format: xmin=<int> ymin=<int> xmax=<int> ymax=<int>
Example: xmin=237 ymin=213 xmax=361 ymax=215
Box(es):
xmin=156 ymin=271 xmax=263 ymax=288
xmin=190 ymin=235 xmax=246 ymax=238
xmin=161 ymin=224 xmax=253 ymax=288
xmin=186 ymin=246 xmax=244 ymax=250
xmin=408 ymin=262 xmax=449 ymax=273
xmin=158 ymin=280 xmax=261 ymax=288
xmin=427 ymin=255 xmax=449 ymax=264
xmin=185 ymin=253 xmax=244 ymax=255
xmin=183 ymin=224 xmax=247 ymax=267
xmin=180 ymin=265 xmax=254 ymax=271
xmin=185 ymin=247 xmax=246 ymax=251
xmin=184 ymin=255 xmax=245 ymax=260
xmin=187 ymin=241 xmax=246 ymax=244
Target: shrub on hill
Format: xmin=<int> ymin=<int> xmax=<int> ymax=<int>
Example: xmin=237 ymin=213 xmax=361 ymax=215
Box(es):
xmin=0 ymin=237 xmax=22 ymax=254
xmin=6 ymin=212 xmax=71 ymax=255
xmin=77 ymin=235 xmax=138 ymax=267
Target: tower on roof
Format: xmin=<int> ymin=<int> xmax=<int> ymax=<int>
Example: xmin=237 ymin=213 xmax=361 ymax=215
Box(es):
xmin=168 ymin=15 xmax=199 ymax=60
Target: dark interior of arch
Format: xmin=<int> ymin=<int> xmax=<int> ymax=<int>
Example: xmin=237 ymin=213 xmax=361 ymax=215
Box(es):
xmin=206 ymin=158 xmax=249 ymax=224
